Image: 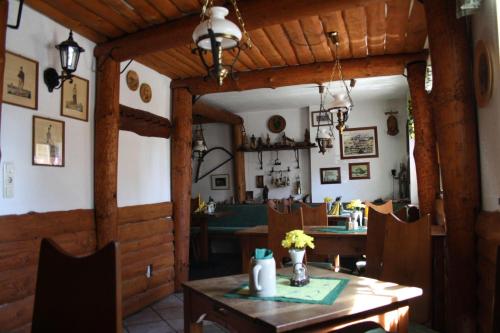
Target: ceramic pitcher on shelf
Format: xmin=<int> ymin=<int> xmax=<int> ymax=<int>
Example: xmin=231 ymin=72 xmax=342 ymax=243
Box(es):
xmin=249 ymin=248 xmax=276 ymax=297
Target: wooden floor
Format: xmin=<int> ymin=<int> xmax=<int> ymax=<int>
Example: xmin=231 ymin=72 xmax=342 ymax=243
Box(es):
xmin=124 ymin=293 xmax=227 ymax=333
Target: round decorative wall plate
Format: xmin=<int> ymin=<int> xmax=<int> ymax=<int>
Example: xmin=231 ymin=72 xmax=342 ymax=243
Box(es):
xmin=126 ymin=70 xmax=139 ymax=91
xmin=474 ymin=40 xmax=493 ymax=108
xmin=267 ymin=115 xmax=286 ymax=133
xmin=140 ymin=83 xmax=152 ymax=103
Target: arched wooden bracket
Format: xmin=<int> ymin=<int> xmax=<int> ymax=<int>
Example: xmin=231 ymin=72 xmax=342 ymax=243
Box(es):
xmin=119 ymin=104 xmax=172 ymax=139
xmin=194 ymin=147 xmax=234 ymax=183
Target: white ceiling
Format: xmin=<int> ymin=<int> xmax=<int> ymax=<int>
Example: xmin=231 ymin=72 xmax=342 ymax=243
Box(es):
xmin=200 ymin=75 xmax=409 ymax=113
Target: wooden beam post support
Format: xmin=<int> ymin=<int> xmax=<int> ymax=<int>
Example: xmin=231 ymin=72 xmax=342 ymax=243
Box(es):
xmin=171 ymin=52 xmax=428 ymax=95
xmin=94 ymin=56 xmax=120 ymax=249
xmin=424 ymin=0 xmax=480 ymax=331
xmin=171 ymin=88 xmax=192 ymax=290
xmin=193 ymin=101 xmax=243 ymax=125
xmin=0 ymin=0 xmax=7 ymax=162
xmin=406 ymin=61 xmax=440 ymax=219
xmin=119 ymin=104 xmax=172 ymax=139
xmin=232 ymin=124 xmax=246 ymax=203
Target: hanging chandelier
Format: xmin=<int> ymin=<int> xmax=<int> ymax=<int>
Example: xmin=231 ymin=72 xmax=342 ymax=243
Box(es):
xmin=192 ymin=0 xmax=252 ymax=86
xmin=192 ymin=123 xmax=208 ymax=159
xmin=314 ymin=31 xmax=356 ymax=154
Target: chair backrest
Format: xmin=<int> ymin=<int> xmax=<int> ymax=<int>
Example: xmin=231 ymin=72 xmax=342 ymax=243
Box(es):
xmin=380 ymin=213 xmax=431 ymax=324
xmin=300 ymin=202 xmax=328 ymax=226
xmin=365 ymin=209 xmax=387 ymax=279
xmin=191 ymin=197 xmax=199 ymax=213
xmin=267 ymin=198 xmax=292 ymax=213
xmin=267 ymin=206 xmax=304 ymax=267
xmin=365 ymin=200 xmax=393 ymax=214
xmin=32 ymin=239 xmax=121 ymax=333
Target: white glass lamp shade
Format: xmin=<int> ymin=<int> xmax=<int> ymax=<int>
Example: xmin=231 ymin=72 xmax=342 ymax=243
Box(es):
xmin=192 ymin=6 xmax=242 ymax=50
xmin=317 ymin=128 xmax=331 ymax=139
xmin=56 ymin=31 xmax=84 ymax=74
xmin=329 ymin=93 xmax=350 ymax=109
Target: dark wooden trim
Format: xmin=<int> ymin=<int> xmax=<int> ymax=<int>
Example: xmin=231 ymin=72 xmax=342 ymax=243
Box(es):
xmin=171 ymin=52 xmax=428 ymax=95
xmin=119 ymin=104 xmax=172 ymax=139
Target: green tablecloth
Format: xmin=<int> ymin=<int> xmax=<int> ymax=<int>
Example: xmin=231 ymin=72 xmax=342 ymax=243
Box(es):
xmin=224 ymin=274 xmax=349 ymax=305
xmin=313 ymin=226 xmax=367 ymax=234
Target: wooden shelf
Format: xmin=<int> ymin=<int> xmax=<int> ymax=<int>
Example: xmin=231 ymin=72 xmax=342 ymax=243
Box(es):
xmin=238 ymin=143 xmax=317 ymax=152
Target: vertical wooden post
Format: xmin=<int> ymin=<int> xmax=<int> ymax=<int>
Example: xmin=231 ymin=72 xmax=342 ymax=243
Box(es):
xmin=424 ymin=0 xmax=480 ymax=331
xmin=94 ymin=56 xmax=120 ymax=249
xmin=0 ymin=0 xmax=8 ymax=162
xmin=232 ymin=124 xmax=246 ymax=203
xmin=406 ymin=61 xmax=440 ymax=219
xmin=172 ymin=88 xmax=192 ymax=290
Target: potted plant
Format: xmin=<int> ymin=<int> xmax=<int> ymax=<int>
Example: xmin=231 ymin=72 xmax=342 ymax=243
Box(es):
xmin=346 ymin=199 xmax=366 ymax=227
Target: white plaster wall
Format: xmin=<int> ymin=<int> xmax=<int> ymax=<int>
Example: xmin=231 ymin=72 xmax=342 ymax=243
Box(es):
xmin=473 ymin=0 xmax=500 ymax=211
xmin=118 ymin=62 xmax=171 ymax=207
xmin=310 ymin=97 xmax=408 ymax=203
xmin=241 ymin=108 xmax=311 ymax=200
xmin=191 ymin=123 xmax=234 ymax=202
xmin=0 ymin=6 xmax=96 ymax=215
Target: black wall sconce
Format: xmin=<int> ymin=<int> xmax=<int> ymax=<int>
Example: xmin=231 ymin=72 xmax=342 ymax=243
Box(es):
xmin=43 ymin=31 xmax=85 ymax=92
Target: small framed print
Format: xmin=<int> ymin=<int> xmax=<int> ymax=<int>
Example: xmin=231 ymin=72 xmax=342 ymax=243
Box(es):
xmin=320 ymin=167 xmax=341 ymax=184
xmin=32 ymin=116 xmax=65 ymax=167
xmin=349 ymin=162 xmax=370 ymax=180
xmin=3 ymin=51 xmax=38 ymax=110
xmin=61 ymin=75 xmax=89 ymax=121
xmin=311 ymin=111 xmax=333 ymax=127
xmin=211 ymin=174 xmax=230 ymax=190
xmin=340 ymin=126 xmax=379 ymax=159
xmin=245 ymin=190 xmax=254 ymax=201
xmin=256 ymin=175 xmax=264 ymax=188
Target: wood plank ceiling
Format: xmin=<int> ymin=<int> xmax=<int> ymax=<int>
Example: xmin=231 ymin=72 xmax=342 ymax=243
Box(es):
xmin=26 ymin=0 xmax=427 ymax=80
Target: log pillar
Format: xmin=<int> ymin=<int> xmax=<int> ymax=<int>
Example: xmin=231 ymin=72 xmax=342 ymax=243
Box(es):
xmin=424 ymin=0 xmax=480 ymax=331
xmin=232 ymin=124 xmax=246 ymax=203
xmin=0 ymin=0 xmax=8 ymax=162
xmin=94 ymin=56 xmax=120 ymax=249
xmin=171 ymin=88 xmax=192 ymax=290
xmin=406 ymin=61 xmax=440 ymax=219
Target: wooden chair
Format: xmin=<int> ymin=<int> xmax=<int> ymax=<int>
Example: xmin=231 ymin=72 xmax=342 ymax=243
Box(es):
xmin=299 ymin=202 xmax=328 ymax=226
xmin=32 ymin=239 xmax=121 ymax=333
xmin=333 ymin=322 xmax=385 ymax=333
xmin=380 ymin=213 xmax=431 ymax=324
xmin=267 ymin=198 xmax=292 ymax=213
xmin=365 ymin=200 xmax=393 ymax=215
xmin=267 ymin=206 xmax=304 ymax=267
xmin=364 ymin=209 xmax=387 ymax=279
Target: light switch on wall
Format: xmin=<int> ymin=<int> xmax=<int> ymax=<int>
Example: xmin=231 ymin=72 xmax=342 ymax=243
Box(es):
xmin=3 ymin=162 xmax=14 ymax=199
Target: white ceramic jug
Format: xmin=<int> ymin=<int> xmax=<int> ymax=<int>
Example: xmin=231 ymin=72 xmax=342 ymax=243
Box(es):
xmin=249 ymin=256 xmax=276 ymax=297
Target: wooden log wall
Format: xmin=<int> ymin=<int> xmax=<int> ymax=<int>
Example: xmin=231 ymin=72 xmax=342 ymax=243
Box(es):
xmin=0 ymin=210 xmax=97 ymax=333
xmin=476 ymin=212 xmax=500 ymax=333
xmin=117 ymin=202 xmax=175 ymax=316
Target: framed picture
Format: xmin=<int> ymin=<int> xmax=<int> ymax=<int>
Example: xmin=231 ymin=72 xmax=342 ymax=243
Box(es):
xmin=211 ymin=174 xmax=230 ymax=190
xmin=349 ymin=162 xmax=370 ymax=180
xmin=3 ymin=51 xmax=38 ymax=110
xmin=320 ymin=167 xmax=341 ymax=184
xmin=256 ymin=175 xmax=264 ymax=188
xmin=245 ymin=191 xmax=254 ymax=201
xmin=32 ymin=116 xmax=65 ymax=167
xmin=311 ymin=111 xmax=333 ymax=127
xmin=61 ymin=75 xmax=89 ymax=121
xmin=340 ymin=126 xmax=379 ymax=159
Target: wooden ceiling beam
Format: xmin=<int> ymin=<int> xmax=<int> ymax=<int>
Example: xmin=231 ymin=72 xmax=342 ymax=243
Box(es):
xmin=94 ymin=0 xmax=384 ymax=61
xmin=172 ymin=51 xmax=428 ymax=95
xmin=119 ymin=104 xmax=172 ymax=139
xmin=192 ymin=101 xmax=243 ymax=125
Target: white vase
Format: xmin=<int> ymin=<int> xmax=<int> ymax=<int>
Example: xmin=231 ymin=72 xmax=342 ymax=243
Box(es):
xmin=289 ymin=248 xmax=306 ymax=265
xmin=351 ymin=211 xmax=360 ymax=229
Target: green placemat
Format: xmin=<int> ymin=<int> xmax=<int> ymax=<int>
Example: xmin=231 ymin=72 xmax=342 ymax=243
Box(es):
xmin=314 ymin=226 xmax=367 ymax=234
xmin=224 ymin=274 xmax=349 ymax=305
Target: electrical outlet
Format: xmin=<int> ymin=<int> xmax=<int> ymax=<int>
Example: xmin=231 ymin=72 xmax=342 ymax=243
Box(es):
xmin=146 ymin=264 xmax=153 ymax=278
xmin=3 ymin=162 xmax=14 ymax=199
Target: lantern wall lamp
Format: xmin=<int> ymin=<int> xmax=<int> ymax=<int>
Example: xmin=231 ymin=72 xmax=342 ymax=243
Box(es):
xmin=44 ymin=30 xmax=85 ymax=92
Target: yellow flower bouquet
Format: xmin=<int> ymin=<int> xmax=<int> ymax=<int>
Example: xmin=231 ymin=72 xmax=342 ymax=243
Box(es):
xmin=281 ymin=229 xmax=315 ymax=250
xmin=346 ymin=199 xmax=365 ymax=211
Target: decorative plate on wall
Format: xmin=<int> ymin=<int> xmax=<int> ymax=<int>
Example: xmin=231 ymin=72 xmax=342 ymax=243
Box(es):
xmin=267 ymin=115 xmax=286 ymax=133
xmin=126 ymin=70 xmax=139 ymax=91
xmin=474 ymin=40 xmax=493 ymax=108
xmin=140 ymin=83 xmax=152 ymax=103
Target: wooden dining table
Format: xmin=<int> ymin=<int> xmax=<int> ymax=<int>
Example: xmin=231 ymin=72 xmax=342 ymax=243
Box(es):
xmin=183 ymin=266 xmax=422 ymax=333
xmin=236 ymin=225 xmax=446 ymax=273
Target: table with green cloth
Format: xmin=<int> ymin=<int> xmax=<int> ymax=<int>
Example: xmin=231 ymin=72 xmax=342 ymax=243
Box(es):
xmin=224 ymin=274 xmax=349 ymax=305
xmin=313 ymin=226 xmax=368 ymax=234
